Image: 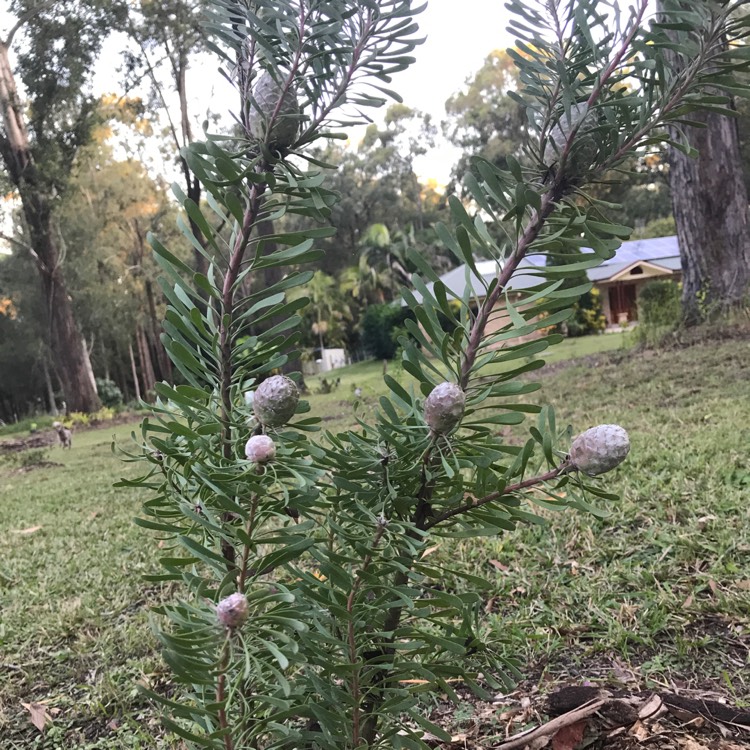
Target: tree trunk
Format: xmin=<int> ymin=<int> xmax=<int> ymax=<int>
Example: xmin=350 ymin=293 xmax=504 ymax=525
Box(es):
xmin=41 ymin=357 xmax=58 ymax=416
xmin=129 ymin=341 xmax=142 ymax=403
xmin=145 ymin=278 xmax=171 ymax=381
xmin=136 ymin=325 xmax=156 ymax=399
xmin=0 ymin=41 xmax=101 ymax=412
xmin=658 ymin=4 xmax=750 ymax=324
xmin=668 ymin=109 xmax=750 ymax=323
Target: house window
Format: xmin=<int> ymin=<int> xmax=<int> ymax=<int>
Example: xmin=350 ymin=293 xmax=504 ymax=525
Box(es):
xmin=631 ymin=265 xmax=644 ymax=275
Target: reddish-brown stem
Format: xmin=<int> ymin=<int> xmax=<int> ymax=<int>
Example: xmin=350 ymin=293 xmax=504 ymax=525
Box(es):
xmin=606 ymin=17 xmax=724 ymax=169
xmin=217 ymin=637 xmax=234 ymax=750
xmin=218 ymin=182 xmax=265 ymax=568
xmin=547 ymin=0 xmax=648 ymax=178
xmin=347 ymin=522 xmax=387 ymax=747
xmin=425 ymin=463 xmax=569 ymax=530
xmin=585 ymin=0 xmax=648 ymax=111
xmin=459 ymin=191 xmax=557 ymax=390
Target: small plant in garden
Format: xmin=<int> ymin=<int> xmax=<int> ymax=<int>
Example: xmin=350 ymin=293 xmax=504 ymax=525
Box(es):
xmin=121 ymin=0 xmax=750 ymax=747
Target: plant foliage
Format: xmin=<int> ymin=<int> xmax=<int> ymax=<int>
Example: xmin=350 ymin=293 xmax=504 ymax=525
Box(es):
xmin=120 ymin=0 xmax=750 ymax=747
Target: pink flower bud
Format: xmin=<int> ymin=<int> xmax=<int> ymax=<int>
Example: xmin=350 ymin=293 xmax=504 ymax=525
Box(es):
xmin=216 ymin=593 xmax=249 ymax=629
xmin=424 ymin=382 xmax=466 ymax=434
xmin=245 ymin=434 xmax=276 ymax=464
xmin=569 ymin=424 xmax=630 ymax=476
xmin=253 ymin=375 xmax=300 ymax=427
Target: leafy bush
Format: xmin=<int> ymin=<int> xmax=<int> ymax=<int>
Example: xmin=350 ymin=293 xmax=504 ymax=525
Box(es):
xmin=567 ymin=287 xmax=607 ymax=337
xmin=3 ymin=447 xmax=50 ymax=469
xmin=638 ymin=279 xmax=682 ymax=328
xmin=360 ymin=303 xmax=415 ymax=359
xmin=120 ymin=1 xmax=744 ymax=747
xmin=95 ymin=378 xmax=123 ymax=408
xmin=91 ymin=406 xmax=117 ymax=423
xmin=65 ymin=412 xmax=90 ymax=428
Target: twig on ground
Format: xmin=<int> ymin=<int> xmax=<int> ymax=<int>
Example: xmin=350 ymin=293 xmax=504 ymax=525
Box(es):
xmin=494 ymin=698 xmax=605 ymax=750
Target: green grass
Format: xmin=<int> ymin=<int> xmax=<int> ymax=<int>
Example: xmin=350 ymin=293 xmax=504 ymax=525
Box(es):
xmin=455 ymin=341 xmax=750 ymax=692
xmin=0 ymin=423 xmax=175 ymax=749
xmin=0 ymin=415 xmax=56 ymax=438
xmin=304 ymin=331 xmax=630 ymax=431
xmin=2 ymin=331 xmax=749 ymax=747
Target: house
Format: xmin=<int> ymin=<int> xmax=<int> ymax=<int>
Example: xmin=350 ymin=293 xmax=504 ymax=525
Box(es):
xmin=586 ymin=235 xmax=681 ymax=326
xmin=422 ymin=235 xmax=681 ymax=331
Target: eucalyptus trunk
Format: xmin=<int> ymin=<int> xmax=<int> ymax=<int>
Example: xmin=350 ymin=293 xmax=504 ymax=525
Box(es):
xmin=658 ymin=1 xmax=750 ymax=324
xmin=668 ymin=105 xmax=750 ymax=323
xmin=0 ymin=41 xmax=100 ymax=413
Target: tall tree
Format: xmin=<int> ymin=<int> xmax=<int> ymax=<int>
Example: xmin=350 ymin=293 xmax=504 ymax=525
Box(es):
xmin=444 ymin=49 xmax=527 ymax=189
xmin=446 ymin=49 xmax=675 ymax=233
xmin=0 ymin=1 xmax=125 ymax=411
xmin=126 ymin=0 xmax=211 ymax=277
xmin=657 ymin=0 xmax=750 ymax=324
xmin=56 ymin=128 xmax=183 ymax=400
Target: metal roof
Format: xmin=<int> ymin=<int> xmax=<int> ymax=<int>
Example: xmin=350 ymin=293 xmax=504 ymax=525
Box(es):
xmin=413 ymin=235 xmax=680 ymax=301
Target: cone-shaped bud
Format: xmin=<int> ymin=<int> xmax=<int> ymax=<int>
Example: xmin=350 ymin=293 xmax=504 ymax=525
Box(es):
xmin=569 ymin=424 xmax=630 ymax=476
xmin=424 ymin=382 xmax=466 ymax=434
xmin=253 ymin=375 xmax=300 ymax=427
xmin=248 ymin=72 xmax=300 ymax=149
xmin=245 ymin=434 xmax=276 ymax=464
xmin=216 ymin=592 xmax=249 ymax=629
xmin=544 ymin=102 xmax=599 ymax=177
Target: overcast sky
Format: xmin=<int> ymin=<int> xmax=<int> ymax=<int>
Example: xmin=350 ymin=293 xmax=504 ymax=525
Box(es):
xmin=5 ymin=1 xmax=515 ymax=185
xmin=92 ymin=1 xmax=515 ymax=184
xmin=383 ymin=0 xmax=514 ymax=180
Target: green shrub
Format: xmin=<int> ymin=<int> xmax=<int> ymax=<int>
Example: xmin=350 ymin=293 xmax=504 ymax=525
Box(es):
xmin=638 ymin=279 xmax=682 ymax=328
xmin=360 ymin=303 xmax=415 ymax=359
xmin=121 ymin=1 xmax=743 ymax=747
xmin=567 ymin=287 xmax=607 ymax=337
xmin=95 ymin=378 xmax=124 ymax=408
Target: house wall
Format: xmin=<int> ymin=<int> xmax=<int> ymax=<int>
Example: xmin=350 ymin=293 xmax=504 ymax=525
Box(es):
xmin=597 ymin=269 xmax=682 ymax=326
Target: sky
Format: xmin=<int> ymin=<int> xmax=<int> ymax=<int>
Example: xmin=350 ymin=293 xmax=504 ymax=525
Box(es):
xmin=90 ymin=0 xmax=515 ymax=185
xmin=0 ymin=0 xmax=517 ymax=251
xmin=379 ymin=0 xmax=514 ymax=180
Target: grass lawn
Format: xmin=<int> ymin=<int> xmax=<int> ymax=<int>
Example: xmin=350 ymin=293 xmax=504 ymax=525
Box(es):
xmin=304 ymin=331 xmax=630 ymax=431
xmin=2 ymin=330 xmax=749 ymax=747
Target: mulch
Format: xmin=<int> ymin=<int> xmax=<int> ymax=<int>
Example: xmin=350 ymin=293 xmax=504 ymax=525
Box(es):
xmin=421 ymin=682 xmax=750 ymax=749
xmin=0 ymin=413 xmax=144 ymax=455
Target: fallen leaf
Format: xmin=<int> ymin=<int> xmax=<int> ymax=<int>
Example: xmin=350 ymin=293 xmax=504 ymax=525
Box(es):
xmin=490 ymin=559 xmax=510 ymax=573
xmin=682 ymin=593 xmax=694 ymax=609
xmin=552 ymin=719 xmax=587 ymax=750
xmin=628 ymin=719 xmax=650 ymax=741
xmin=89 ymin=511 xmax=100 ymax=520
xmin=11 ymin=525 xmax=42 ymax=535
xmin=737 ymin=580 xmax=750 ymax=591
xmin=679 ymin=738 xmax=709 ymax=750
xmin=638 ymin=694 xmax=664 ymax=721
xmin=21 ymin=702 xmax=52 ymax=732
xmin=708 ymin=580 xmax=718 ymax=596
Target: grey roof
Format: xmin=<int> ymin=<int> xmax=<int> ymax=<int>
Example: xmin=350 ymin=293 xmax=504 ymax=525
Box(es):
xmin=413 ymin=235 xmax=680 ymax=302
xmin=599 ymin=235 xmax=679 ymax=265
xmin=649 ymin=255 xmax=682 ymax=271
